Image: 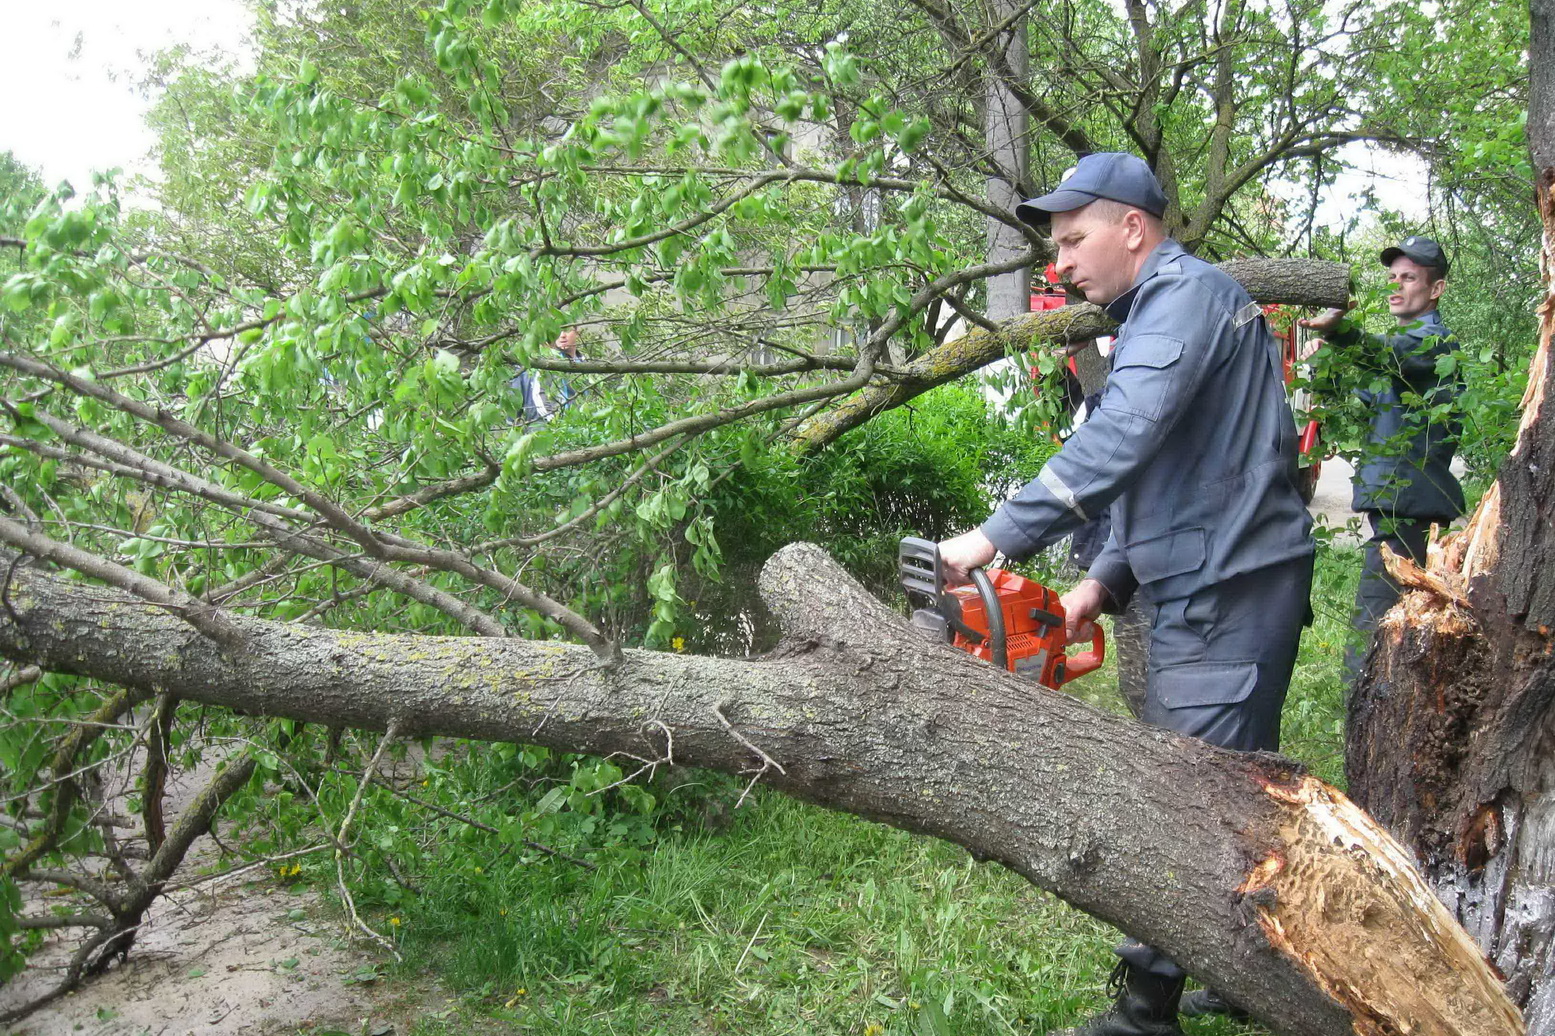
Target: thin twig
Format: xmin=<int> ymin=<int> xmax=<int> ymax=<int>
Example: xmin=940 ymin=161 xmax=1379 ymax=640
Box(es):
xmin=594 ymin=719 xmax=675 ymax=795
xmin=713 ymin=703 xmax=786 ymax=808
xmin=734 ymin=910 xmax=770 ymax=973
xmin=368 ymin=776 xmax=596 ymax=870
xmin=334 ymin=721 xmax=404 ymax=961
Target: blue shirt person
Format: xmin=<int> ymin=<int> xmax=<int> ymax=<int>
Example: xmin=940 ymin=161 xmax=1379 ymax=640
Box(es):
xmin=937 ymin=152 xmax=1314 ymax=1035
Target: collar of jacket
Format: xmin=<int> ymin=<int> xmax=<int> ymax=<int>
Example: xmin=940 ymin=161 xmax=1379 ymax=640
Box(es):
xmin=1399 ymin=309 xmax=1446 ymax=338
xmin=1104 ymin=238 xmax=1189 ymax=323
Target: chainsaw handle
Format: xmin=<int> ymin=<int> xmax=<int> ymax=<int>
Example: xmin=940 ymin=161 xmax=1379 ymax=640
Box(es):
xmin=1062 ymin=623 xmax=1106 ymax=684
xmin=969 ymin=567 xmax=1007 ymax=670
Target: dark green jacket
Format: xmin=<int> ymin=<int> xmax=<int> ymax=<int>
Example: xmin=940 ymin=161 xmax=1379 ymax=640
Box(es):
xmin=1334 ymin=310 xmax=1465 ymax=519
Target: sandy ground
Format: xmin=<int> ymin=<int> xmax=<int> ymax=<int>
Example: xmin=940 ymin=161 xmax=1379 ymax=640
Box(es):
xmin=1 ymin=757 xmax=422 ymax=1036
xmin=2 ymin=874 xmax=409 ymax=1036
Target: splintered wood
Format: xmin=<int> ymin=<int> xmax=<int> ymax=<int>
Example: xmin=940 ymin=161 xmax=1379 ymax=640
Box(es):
xmin=1245 ymin=777 xmax=1523 ymax=1036
xmin=1379 ymin=541 xmax=1472 ymax=611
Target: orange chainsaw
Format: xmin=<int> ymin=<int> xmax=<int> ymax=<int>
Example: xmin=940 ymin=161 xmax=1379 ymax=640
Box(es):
xmin=899 ymin=536 xmax=1105 ymax=689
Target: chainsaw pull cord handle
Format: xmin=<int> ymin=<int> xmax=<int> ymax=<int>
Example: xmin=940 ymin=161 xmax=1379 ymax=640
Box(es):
xmin=969 ymin=567 xmax=1007 ymax=670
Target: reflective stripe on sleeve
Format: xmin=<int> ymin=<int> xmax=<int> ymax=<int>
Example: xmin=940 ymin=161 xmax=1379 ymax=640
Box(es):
xmin=1234 ymin=301 xmax=1262 ymax=328
xmin=1039 ymin=465 xmax=1087 ymax=521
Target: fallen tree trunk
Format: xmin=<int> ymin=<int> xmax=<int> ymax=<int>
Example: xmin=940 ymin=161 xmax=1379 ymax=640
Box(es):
xmin=0 ymin=542 xmax=1518 ymax=1036
xmin=792 ymin=257 xmax=1352 ymax=452
xmin=1347 ymin=32 xmax=1555 ymax=1028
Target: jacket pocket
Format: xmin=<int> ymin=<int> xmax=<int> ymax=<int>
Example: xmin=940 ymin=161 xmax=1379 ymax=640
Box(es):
xmin=1125 ymin=526 xmax=1206 ymax=587
xmin=1151 ymin=660 xmax=1258 ymax=709
xmin=1202 ymin=459 xmax=1294 ymax=510
xmin=1114 ymin=333 xmax=1184 ymax=369
xmin=1107 ymin=333 xmax=1184 ymax=421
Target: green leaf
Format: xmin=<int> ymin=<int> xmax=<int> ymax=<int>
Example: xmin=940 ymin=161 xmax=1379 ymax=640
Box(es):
xmin=2 ymin=274 xmax=34 ymax=313
xmin=898 ymin=116 xmax=931 ymax=152
xmin=535 ymin=786 xmax=568 ymax=814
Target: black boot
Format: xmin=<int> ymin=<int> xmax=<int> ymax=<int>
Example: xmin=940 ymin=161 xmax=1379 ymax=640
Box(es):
xmin=1053 ymin=960 xmax=1184 ymax=1036
xmin=1180 ymin=987 xmax=1249 ymax=1020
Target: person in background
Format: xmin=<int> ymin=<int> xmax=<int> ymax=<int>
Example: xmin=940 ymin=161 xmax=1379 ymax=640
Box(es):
xmin=1301 ymin=236 xmax=1464 ymax=679
xmin=511 ymin=328 xmax=583 ymax=423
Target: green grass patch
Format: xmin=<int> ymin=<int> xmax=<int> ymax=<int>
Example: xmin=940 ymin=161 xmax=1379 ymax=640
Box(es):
xmin=399 ymin=797 xmax=1118 ymax=1035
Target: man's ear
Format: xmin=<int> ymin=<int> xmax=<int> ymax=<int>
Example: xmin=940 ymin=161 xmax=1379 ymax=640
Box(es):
xmin=1430 ymin=278 xmax=1447 ymax=303
xmin=1123 ymin=209 xmax=1147 ymax=251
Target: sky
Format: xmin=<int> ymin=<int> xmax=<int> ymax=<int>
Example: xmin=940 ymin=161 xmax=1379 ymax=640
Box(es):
xmin=1294 ymin=142 xmax=1431 ymax=227
xmin=0 ymin=0 xmax=254 ymax=195
xmin=0 ymin=1 xmax=1429 ymax=226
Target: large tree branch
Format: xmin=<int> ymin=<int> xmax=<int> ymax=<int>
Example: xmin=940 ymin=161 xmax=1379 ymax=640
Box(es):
xmin=0 ymin=544 xmax=1520 ymax=1036
xmin=792 ymin=257 xmax=1353 ymax=452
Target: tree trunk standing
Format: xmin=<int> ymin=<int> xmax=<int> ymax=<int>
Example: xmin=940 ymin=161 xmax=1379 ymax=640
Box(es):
xmin=0 ymin=545 xmax=1521 ymax=1036
xmin=984 ymin=2 xmax=1031 ymax=325
xmin=1347 ymin=10 xmax=1555 ymax=1026
xmin=976 ymin=2 xmax=1152 ymax=724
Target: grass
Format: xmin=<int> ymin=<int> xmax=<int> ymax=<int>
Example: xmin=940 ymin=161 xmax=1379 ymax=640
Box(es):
xmin=385 ymin=545 xmax=1364 ymax=1035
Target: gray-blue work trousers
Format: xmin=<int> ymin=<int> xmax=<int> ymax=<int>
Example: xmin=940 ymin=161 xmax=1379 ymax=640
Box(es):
xmin=1345 ymin=513 xmax=1440 ymax=681
xmin=1116 ymin=553 xmax=1314 ymax=979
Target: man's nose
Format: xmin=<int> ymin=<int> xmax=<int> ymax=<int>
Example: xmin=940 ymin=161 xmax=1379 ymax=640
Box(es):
xmin=1055 ymin=251 xmax=1075 ymax=278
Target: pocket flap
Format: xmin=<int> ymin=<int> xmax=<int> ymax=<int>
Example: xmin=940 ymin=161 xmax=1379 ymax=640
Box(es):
xmin=1112 ymin=333 xmax=1183 ymax=369
xmin=1152 ymin=660 xmax=1258 ymax=709
xmin=1125 ymin=527 xmax=1206 ymax=586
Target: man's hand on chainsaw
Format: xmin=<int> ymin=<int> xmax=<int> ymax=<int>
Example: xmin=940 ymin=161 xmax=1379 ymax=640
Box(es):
xmin=938 ymin=529 xmax=997 ymax=586
xmin=1060 ymin=579 xmax=1110 ymax=646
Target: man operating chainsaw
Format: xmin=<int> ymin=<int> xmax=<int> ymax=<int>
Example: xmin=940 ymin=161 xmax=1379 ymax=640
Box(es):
xmin=938 ymin=152 xmax=1315 ymax=1036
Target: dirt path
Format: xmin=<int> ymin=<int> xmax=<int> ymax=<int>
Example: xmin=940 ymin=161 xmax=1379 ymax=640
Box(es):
xmin=1 ymin=753 xmax=424 ymax=1036
xmin=1308 ymin=455 xmax=1363 ymax=542
xmin=2 ymin=872 xmax=410 ymax=1036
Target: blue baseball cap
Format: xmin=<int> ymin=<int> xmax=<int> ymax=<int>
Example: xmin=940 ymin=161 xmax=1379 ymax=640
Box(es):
xmin=1380 ymin=236 xmax=1450 ymax=276
xmin=1015 ymin=152 xmax=1169 ymax=228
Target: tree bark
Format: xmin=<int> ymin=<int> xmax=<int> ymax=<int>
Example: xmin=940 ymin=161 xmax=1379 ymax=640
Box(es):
xmin=0 ymin=544 xmax=1519 ymax=1036
xmin=793 ymin=257 xmax=1351 ymax=452
xmin=1346 ymin=34 xmax=1555 ymax=1026
xmin=984 ymin=0 xmax=1031 ymax=325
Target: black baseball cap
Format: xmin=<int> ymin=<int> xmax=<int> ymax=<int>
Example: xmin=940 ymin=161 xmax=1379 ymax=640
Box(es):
xmin=1380 ymin=236 xmax=1450 ymax=276
xmin=1015 ymin=152 xmax=1169 ymax=228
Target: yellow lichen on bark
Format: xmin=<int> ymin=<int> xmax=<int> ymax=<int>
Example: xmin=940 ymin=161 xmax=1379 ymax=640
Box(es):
xmin=1246 ymin=777 xmax=1523 ymax=1036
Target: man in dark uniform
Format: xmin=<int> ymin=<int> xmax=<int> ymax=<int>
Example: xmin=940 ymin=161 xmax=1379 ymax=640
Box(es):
xmin=1302 ymin=237 xmax=1464 ymax=678
xmin=938 ymin=153 xmax=1315 ymax=1036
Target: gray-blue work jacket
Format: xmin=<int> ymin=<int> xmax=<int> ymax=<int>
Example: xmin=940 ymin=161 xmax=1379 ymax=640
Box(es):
xmin=1332 ymin=310 xmax=1465 ymax=520
xmin=981 ymin=239 xmax=1314 ymax=608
